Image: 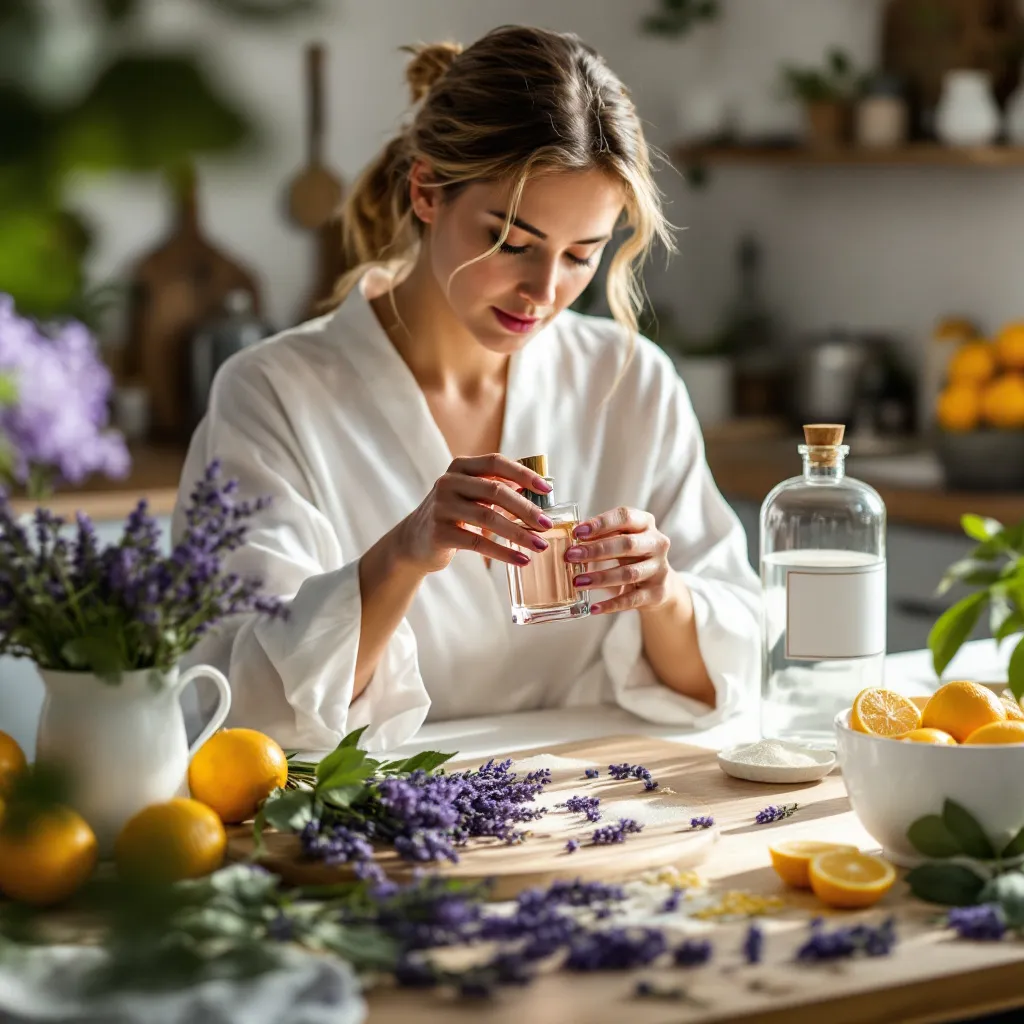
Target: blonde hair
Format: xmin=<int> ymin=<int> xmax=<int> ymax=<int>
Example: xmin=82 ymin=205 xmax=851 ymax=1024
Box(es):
xmin=333 ymin=25 xmax=674 ymax=351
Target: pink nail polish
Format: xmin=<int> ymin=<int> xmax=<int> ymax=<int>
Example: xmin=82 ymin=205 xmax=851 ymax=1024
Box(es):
xmin=537 ymin=515 xmax=554 ymax=529
xmin=574 ymin=575 xmax=592 ymax=587
xmin=531 ymin=536 xmax=549 ymax=551
xmin=574 ymin=524 xmax=591 ymax=538
xmin=513 ymin=552 xmax=530 ymax=565
xmin=565 ymin=546 xmax=585 ymax=560
xmin=590 ymin=603 xmax=602 ymax=614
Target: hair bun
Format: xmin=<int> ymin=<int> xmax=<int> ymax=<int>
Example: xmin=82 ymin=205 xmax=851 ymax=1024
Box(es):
xmin=402 ymin=41 xmax=463 ymax=103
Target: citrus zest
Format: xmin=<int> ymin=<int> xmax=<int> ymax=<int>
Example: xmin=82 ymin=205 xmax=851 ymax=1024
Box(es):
xmin=850 ymin=688 xmax=921 ymax=737
xmin=808 ymin=850 xmax=896 ymax=909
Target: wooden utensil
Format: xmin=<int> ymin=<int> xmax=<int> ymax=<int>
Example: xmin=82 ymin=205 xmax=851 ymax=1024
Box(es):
xmin=287 ymin=43 xmax=343 ymax=231
xmin=122 ymin=165 xmax=262 ymax=441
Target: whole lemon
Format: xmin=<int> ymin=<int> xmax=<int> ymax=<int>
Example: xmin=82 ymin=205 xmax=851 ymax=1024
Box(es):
xmin=947 ymin=341 xmax=997 ymax=386
xmin=921 ymin=681 xmax=1006 ymax=743
xmin=0 ymin=807 xmax=97 ymax=905
xmin=115 ymin=798 xmax=226 ymax=882
xmin=936 ymin=384 xmax=980 ymax=432
xmin=996 ymin=322 xmax=1024 ymax=370
xmin=188 ymin=728 xmax=289 ymax=824
xmin=981 ymin=373 xmax=1024 ymax=429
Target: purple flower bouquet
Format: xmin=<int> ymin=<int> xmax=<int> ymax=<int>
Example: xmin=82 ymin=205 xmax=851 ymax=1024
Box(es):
xmin=0 ymin=461 xmax=285 ymax=677
xmin=0 ymin=294 xmax=129 ymax=498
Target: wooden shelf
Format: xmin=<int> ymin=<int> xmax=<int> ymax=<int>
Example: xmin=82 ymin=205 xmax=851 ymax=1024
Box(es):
xmin=673 ymin=143 xmax=1024 ymax=168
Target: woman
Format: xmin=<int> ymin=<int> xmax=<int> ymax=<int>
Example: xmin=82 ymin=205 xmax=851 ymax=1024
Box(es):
xmin=173 ymin=25 xmax=760 ymax=750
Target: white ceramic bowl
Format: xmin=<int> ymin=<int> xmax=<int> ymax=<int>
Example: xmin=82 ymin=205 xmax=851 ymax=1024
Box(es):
xmin=835 ymin=708 xmax=1024 ymax=866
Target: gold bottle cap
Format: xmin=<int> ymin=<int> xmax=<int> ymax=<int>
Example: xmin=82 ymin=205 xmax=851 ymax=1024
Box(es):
xmin=517 ymin=454 xmax=549 ymax=478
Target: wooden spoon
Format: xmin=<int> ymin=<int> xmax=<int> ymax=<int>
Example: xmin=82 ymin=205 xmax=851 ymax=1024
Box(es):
xmin=287 ymin=43 xmax=343 ymax=230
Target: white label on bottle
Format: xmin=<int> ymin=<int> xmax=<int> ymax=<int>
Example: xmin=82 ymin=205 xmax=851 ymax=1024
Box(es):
xmin=785 ymin=560 xmax=886 ymax=660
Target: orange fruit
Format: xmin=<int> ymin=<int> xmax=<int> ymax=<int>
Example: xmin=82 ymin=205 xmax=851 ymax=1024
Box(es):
xmin=188 ymin=728 xmax=289 ymax=824
xmin=934 ymin=316 xmax=980 ymax=343
xmin=850 ymin=688 xmax=921 ymax=737
xmin=115 ymin=798 xmax=226 ymax=882
xmin=0 ymin=806 xmax=97 ymax=905
xmin=936 ymin=384 xmax=981 ymax=432
xmin=1001 ymin=690 xmax=1024 ymax=722
xmin=0 ymin=731 xmax=26 ymax=791
xmin=996 ymin=322 xmax=1024 ymax=370
xmin=808 ymin=850 xmax=896 ymax=909
xmin=962 ymin=720 xmax=1024 ymax=745
xmin=921 ymin=680 xmax=1006 ymax=743
xmin=769 ymin=840 xmax=858 ymax=889
xmin=899 ymin=727 xmax=957 ymax=745
xmin=947 ymin=341 xmax=997 ymax=386
xmin=980 ymin=373 xmax=1024 ymax=429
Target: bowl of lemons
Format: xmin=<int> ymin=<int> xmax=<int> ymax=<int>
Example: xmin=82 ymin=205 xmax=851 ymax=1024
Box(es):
xmin=835 ymin=682 xmax=1024 ymax=866
xmin=935 ymin=321 xmax=1024 ymax=490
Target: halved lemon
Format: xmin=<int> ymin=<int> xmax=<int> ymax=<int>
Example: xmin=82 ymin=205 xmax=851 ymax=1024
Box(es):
xmin=768 ymin=840 xmax=858 ymax=889
xmin=899 ymin=728 xmax=957 ymax=745
xmin=962 ymin=720 xmax=1024 ymax=745
xmin=850 ymin=688 xmax=921 ymax=738
xmin=808 ymin=850 xmax=896 ymax=909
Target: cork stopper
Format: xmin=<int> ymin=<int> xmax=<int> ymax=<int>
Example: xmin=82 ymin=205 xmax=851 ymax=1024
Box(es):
xmin=801 ymin=424 xmax=846 ymax=467
xmin=517 ymin=454 xmax=554 ymax=509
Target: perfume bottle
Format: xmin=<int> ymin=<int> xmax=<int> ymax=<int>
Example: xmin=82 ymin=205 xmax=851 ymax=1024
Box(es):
xmin=759 ymin=424 xmax=887 ymax=749
xmin=506 ymin=454 xmax=590 ymax=626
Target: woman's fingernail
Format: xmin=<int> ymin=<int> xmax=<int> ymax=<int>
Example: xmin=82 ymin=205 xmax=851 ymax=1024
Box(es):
xmin=590 ymin=603 xmax=602 ymax=614
xmin=565 ymin=546 xmax=586 ymax=561
xmin=535 ymin=478 xmax=553 ymax=492
xmin=513 ymin=552 xmax=530 ymax=565
xmin=574 ymin=524 xmax=591 ymax=538
xmin=537 ymin=515 xmax=553 ymax=529
xmin=531 ymin=536 xmax=549 ymax=551
xmin=574 ymin=574 xmax=592 ymax=587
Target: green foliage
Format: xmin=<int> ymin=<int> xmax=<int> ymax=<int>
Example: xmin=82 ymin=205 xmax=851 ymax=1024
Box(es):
xmin=780 ymin=47 xmax=862 ymax=104
xmin=640 ymin=0 xmax=719 ymax=38
xmin=0 ymin=0 xmax=316 ymax=319
xmin=929 ymin=514 xmax=1024 ymax=699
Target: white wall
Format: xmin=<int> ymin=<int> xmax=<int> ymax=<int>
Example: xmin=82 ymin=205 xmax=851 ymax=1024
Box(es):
xmin=73 ymin=0 xmax=1024 ymax=363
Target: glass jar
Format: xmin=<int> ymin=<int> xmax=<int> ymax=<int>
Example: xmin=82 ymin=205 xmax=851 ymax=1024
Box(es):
xmin=759 ymin=424 xmax=887 ymax=748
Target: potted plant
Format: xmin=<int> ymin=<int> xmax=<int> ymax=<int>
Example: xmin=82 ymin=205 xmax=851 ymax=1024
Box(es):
xmin=781 ymin=47 xmax=862 ymax=149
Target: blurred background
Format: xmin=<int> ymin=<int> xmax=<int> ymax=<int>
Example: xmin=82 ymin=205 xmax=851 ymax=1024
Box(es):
xmin=4 ymin=0 xmax=1024 ymax=748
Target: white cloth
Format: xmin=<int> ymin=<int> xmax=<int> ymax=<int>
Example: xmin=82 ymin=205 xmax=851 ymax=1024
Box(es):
xmin=173 ymin=274 xmax=761 ymax=751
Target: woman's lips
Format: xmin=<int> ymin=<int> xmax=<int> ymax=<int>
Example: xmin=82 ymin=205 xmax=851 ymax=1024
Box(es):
xmin=492 ymin=307 xmax=540 ymax=334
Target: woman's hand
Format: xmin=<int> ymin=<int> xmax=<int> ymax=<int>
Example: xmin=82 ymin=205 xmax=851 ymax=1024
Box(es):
xmin=396 ymin=454 xmax=554 ymax=575
xmin=565 ymin=506 xmax=673 ymax=614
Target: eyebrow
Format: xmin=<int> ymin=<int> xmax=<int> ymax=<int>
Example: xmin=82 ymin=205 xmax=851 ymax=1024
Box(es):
xmin=487 ymin=209 xmax=611 ymax=246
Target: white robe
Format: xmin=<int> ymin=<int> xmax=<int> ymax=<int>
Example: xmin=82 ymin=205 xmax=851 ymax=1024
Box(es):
xmin=174 ymin=275 xmax=761 ymax=751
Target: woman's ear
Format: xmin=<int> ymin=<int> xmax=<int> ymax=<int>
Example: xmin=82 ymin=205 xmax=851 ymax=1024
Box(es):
xmin=409 ymin=160 xmax=441 ymax=225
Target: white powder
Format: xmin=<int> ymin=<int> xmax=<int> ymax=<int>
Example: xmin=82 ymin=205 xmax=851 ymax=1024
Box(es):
xmin=596 ymin=797 xmax=697 ymax=829
xmin=512 ymin=754 xmax=600 ymax=773
xmin=725 ymin=740 xmax=820 ymax=768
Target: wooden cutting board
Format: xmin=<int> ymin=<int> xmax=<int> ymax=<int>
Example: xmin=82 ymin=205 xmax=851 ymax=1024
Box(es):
xmin=227 ymin=735 xmax=728 ymax=900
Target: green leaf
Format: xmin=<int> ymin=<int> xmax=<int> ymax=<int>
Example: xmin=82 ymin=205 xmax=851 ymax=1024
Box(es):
xmin=258 ymin=790 xmax=314 ymax=834
xmin=937 ymin=559 xmax=1003 ymax=596
xmin=1001 ymin=825 xmax=1024 ymax=859
xmin=991 ymin=594 xmax=1018 ymax=640
xmin=980 ymin=873 xmax=1024 ymax=928
xmin=207 ymin=864 xmax=280 ymax=904
xmin=319 ymin=784 xmax=364 ymax=810
xmin=905 ymin=863 xmax=986 ymax=906
xmin=1008 ymin=636 xmax=1024 ymax=704
xmin=390 ymin=750 xmax=456 ymax=775
xmin=60 ymin=634 xmax=127 ymax=676
xmin=962 ymin=514 xmax=1003 ymax=542
xmin=907 ymin=814 xmax=962 ymax=858
xmin=315 ymin=747 xmax=371 ymax=790
xmin=943 ymin=800 xmax=996 ymax=859
xmin=928 ymin=591 xmax=988 ymax=678
xmin=339 ymin=726 xmax=368 ymax=749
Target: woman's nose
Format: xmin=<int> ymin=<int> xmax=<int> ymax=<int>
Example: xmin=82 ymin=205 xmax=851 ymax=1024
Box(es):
xmin=518 ymin=259 xmax=558 ymax=308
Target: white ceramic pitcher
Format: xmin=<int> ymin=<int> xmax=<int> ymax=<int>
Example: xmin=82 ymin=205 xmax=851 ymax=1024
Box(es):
xmin=34 ymin=664 xmax=231 ymax=854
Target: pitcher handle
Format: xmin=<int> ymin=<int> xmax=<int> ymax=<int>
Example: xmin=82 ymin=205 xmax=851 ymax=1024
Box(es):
xmin=178 ymin=664 xmax=233 ymax=758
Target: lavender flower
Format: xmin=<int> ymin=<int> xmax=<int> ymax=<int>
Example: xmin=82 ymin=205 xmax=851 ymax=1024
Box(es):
xmin=796 ymin=917 xmax=897 ymax=961
xmin=584 ymin=768 xmax=600 ymax=779
xmin=644 ymin=778 xmax=659 ymax=791
xmin=690 ymin=815 xmax=714 ymax=829
xmin=660 ymin=888 xmax=683 ymax=913
xmin=564 ymin=927 xmax=667 ymax=971
xmin=300 ymin=820 xmax=374 ymax=866
xmin=591 ymin=818 xmax=644 ymax=845
xmin=608 ymin=763 xmax=632 ymax=780
xmin=742 ymin=922 xmax=764 ymax=964
xmin=755 ymin=803 xmax=798 ymax=825
xmin=564 ymin=794 xmax=601 ymax=822
xmin=0 ymin=295 xmax=129 ymax=494
xmin=673 ymin=938 xmax=713 ymax=966
xmin=947 ymin=904 xmax=1006 ymax=941
xmin=565 ymin=839 xmax=580 ymax=853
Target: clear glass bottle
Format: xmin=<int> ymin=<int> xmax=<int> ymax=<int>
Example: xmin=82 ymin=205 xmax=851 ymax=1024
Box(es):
xmin=759 ymin=424 xmax=887 ymax=748
xmin=506 ymin=454 xmax=590 ymax=626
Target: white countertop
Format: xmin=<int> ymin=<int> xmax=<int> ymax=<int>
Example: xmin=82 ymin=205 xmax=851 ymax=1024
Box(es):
xmin=342 ymin=638 xmax=1012 ymax=763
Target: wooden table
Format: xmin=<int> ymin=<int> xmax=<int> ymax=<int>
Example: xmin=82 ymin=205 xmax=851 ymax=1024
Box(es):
xmin=366 ymin=733 xmax=1024 ymax=1024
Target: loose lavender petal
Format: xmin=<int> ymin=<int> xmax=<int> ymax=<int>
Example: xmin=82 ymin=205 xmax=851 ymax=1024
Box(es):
xmin=743 ymin=922 xmax=764 ymax=964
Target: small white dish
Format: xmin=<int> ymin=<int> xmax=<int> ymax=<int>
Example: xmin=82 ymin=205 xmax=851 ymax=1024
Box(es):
xmin=717 ymin=741 xmax=836 ymax=784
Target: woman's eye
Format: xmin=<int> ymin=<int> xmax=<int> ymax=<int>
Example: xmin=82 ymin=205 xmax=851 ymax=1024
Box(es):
xmin=566 ymin=252 xmax=594 ymax=269
xmin=489 ymin=230 xmax=528 ymax=255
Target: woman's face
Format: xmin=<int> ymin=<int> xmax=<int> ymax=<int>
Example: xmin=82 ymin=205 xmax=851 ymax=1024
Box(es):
xmin=412 ymin=166 xmax=625 ymax=352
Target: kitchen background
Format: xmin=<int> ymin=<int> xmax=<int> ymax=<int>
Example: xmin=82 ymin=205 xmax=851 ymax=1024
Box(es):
xmin=3 ymin=0 xmax=1024 ymax=751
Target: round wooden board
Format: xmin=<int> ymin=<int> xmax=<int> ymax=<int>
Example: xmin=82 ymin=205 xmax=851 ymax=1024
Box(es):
xmin=227 ymin=749 xmax=718 ymax=900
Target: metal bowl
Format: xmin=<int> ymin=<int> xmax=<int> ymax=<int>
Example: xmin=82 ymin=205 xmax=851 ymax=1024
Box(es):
xmin=934 ymin=430 xmax=1024 ymax=491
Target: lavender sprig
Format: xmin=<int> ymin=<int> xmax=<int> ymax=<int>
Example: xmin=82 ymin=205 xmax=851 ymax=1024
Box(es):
xmin=564 ymin=927 xmax=667 ymax=971
xmin=947 ymin=904 xmax=1006 ymax=941
xmin=796 ymin=917 xmax=897 ymax=960
xmin=690 ymin=815 xmax=714 ymax=829
xmin=673 ymin=938 xmax=713 ymax=966
xmin=584 ymin=768 xmax=600 ymax=779
xmin=591 ymin=818 xmax=644 ymax=845
xmin=742 ymin=922 xmax=764 ymax=964
xmin=563 ymin=794 xmax=601 ymax=822
xmin=755 ymin=803 xmax=798 ymax=825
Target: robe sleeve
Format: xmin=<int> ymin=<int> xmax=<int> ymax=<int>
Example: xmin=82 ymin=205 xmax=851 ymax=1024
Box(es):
xmin=601 ymin=359 xmax=761 ymax=727
xmin=174 ymin=359 xmax=431 ymax=752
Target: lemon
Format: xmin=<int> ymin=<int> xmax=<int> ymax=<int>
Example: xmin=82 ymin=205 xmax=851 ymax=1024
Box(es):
xmin=769 ymin=840 xmax=858 ymax=889
xmin=850 ymin=688 xmax=921 ymax=738
xmin=115 ymin=798 xmax=226 ymax=883
xmin=980 ymin=373 xmax=1024 ymax=429
xmin=962 ymin=720 xmax=1024 ymax=745
xmin=947 ymin=341 xmax=997 ymax=386
xmin=808 ymin=850 xmax=896 ymax=909
xmin=996 ymin=322 xmax=1024 ymax=370
xmin=189 ymin=728 xmax=289 ymax=824
xmin=921 ymin=681 xmax=1006 ymax=743
xmin=899 ymin=728 xmax=957 ymax=745
xmin=936 ymin=384 xmax=981 ymax=432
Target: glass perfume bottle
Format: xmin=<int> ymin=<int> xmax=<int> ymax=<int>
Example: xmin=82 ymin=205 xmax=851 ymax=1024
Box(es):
xmin=759 ymin=424 xmax=887 ymax=749
xmin=506 ymin=454 xmax=590 ymax=626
